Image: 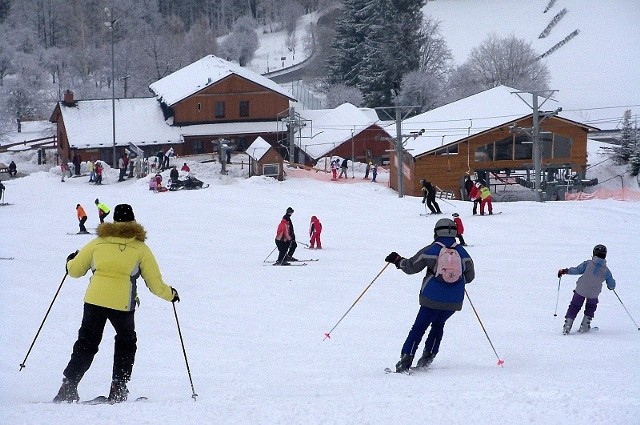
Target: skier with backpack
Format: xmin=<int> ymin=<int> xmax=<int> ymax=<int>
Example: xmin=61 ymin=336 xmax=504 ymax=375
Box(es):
xmin=385 ymin=218 xmax=475 ymax=372
xmin=557 ymin=244 xmax=616 ymax=334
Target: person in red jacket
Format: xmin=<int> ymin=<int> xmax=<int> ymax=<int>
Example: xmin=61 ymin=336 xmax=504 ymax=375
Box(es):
xmin=274 ymin=208 xmax=294 ymax=265
xmin=468 ymin=182 xmax=480 ymax=215
xmin=309 ymin=216 xmax=322 ymax=249
xmin=452 ymin=213 xmax=467 ymax=246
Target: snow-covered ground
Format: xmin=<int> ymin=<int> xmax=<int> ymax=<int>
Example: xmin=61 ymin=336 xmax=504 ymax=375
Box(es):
xmin=1 ymin=140 xmax=638 ymax=424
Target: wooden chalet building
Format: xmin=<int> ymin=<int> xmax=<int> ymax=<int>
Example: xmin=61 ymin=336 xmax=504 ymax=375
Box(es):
xmin=50 ymin=55 xmax=296 ymax=164
xmin=245 ymin=136 xmax=285 ymax=180
xmin=389 ymin=86 xmax=598 ymax=199
xmin=293 ymin=103 xmax=393 ymax=167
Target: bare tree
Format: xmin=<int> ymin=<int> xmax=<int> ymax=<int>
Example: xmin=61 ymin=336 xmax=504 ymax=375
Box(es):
xmin=220 ymin=15 xmax=258 ymax=66
xmin=395 ymin=70 xmax=444 ymax=112
xmin=467 ymin=33 xmax=550 ymax=91
xmin=324 ymin=83 xmax=363 ymax=108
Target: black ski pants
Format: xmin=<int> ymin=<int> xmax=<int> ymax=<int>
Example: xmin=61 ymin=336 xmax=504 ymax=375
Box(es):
xmin=63 ymin=303 xmax=137 ymax=384
xmin=275 ymin=239 xmax=291 ymax=263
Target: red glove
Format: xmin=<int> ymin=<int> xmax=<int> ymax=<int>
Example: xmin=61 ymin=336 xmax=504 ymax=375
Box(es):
xmin=557 ymin=268 xmax=568 ymax=278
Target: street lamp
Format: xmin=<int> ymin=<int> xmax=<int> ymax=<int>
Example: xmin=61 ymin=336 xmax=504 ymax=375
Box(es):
xmin=105 ymin=6 xmax=117 ymax=168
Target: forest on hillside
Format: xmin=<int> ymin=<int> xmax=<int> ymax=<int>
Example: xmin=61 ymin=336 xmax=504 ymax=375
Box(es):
xmin=0 ymin=0 xmax=552 ymax=134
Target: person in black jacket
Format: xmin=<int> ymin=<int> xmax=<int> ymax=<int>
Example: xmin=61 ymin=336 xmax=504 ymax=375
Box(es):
xmin=283 ymin=207 xmax=298 ymax=261
xmin=421 ymin=179 xmax=442 ymax=214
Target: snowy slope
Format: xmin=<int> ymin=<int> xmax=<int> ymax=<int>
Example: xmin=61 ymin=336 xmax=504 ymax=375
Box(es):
xmin=1 ymin=142 xmax=639 ymax=424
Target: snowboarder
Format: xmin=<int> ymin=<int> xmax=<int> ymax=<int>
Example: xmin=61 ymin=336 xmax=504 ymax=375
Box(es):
xmin=452 ymin=213 xmax=467 ymax=246
xmin=53 ymin=204 xmax=180 ymax=403
xmin=478 ymin=184 xmax=493 ymax=215
xmin=274 ymin=207 xmax=295 ymax=265
xmin=76 ymin=204 xmax=88 ymax=234
xmin=95 ymin=199 xmax=110 ymax=223
xmin=8 ymin=160 xmax=17 ymax=177
xmin=309 ymin=215 xmax=322 ymax=249
xmin=557 ymin=244 xmax=616 ymax=334
xmin=385 ymin=218 xmax=475 ymax=372
xmin=420 ymin=179 xmax=442 ymax=214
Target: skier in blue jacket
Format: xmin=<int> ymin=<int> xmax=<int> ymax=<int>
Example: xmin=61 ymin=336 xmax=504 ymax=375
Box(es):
xmin=558 ymin=244 xmax=616 ymax=334
xmin=385 ymin=218 xmax=475 ymax=372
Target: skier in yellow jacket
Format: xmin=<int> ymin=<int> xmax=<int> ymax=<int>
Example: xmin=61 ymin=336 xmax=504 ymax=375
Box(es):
xmin=53 ymin=204 xmax=180 ymax=404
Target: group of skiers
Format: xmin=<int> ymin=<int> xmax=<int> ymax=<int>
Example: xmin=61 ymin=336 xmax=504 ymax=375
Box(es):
xmin=330 ymin=158 xmax=378 ymax=182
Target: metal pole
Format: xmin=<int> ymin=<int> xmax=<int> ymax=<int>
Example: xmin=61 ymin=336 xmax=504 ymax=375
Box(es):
xmin=288 ymin=106 xmax=295 ymax=163
xmin=532 ymin=94 xmax=543 ymax=202
xmin=110 ymin=5 xmax=117 ymax=169
xmin=396 ymin=108 xmax=403 ymax=198
xmin=351 ymin=128 xmax=355 ymax=179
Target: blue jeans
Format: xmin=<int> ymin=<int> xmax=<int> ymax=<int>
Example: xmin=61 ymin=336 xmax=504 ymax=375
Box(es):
xmin=401 ymin=307 xmax=455 ymax=356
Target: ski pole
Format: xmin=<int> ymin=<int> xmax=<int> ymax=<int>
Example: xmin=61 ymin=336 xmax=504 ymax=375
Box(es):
xmin=612 ymin=289 xmax=640 ymax=331
xmin=553 ymin=276 xmax=561 ymax=317
xmin=20 ymin=272 xmax=68 ymax=371
xmin=323 ymin=262 xmax=390 ymax=340
xmin=263 ymin=246 xmax=277 ymax=262
xmin=464 ymin=289 xmax=504 ymax=366
xmin=173 ymin=303 xmax=198 ymax=400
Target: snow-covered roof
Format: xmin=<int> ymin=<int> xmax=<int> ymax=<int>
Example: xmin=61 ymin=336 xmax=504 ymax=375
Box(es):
xmin=245 ymin=136 xmax=274 ymax=161
xmin=149 ymin=55 xmax=295 ymax=107
xmin=57 ymin=98 xmax=183 ymax=149
xmin=395 ymin=85 xmax=580 ymax=157
xmin=296 ymin=103 xmax=391 ymax=160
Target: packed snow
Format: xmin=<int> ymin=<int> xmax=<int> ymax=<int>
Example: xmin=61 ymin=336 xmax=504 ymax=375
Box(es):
xmin=1 ymin=141 xmax=638 ymax=424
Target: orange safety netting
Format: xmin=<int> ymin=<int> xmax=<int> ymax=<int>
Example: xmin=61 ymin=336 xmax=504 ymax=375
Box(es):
xmin=565 ymin=188 xmax=640 ymax=201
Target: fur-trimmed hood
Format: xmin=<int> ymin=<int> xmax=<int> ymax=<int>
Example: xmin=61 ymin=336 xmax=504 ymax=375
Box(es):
xmin=96 ymin=222 xmax=147 ymax=241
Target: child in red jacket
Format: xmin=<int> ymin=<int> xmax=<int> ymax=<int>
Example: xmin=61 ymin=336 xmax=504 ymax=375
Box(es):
xmin=309 ymin=216 xmax=322 ymax=249
xmin=452 ymin=213 xmax=467 ymax=246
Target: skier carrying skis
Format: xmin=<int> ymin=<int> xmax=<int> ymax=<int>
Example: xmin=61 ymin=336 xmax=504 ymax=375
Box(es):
xmin=54 ymin=204 xmax=180 ymax=403
xmin=385 ymin=218 xmax=475 ymax=372
xmin=420 ymin=179 xmax=442 ymax=214
xmin=558 ymin=244 xmax=616 ymax=334
xmin=309 ymin=216 xmax=322 ymax=249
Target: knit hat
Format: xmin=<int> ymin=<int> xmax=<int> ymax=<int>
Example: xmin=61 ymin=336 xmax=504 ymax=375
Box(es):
xmin=95 ymin=198 xmax=99 ymax=204
xmin=434 ymin=218 xmax=458 ymax=238
xmin=113 ymin=204 xmax=135 ymax=222
xmin=286 ymin=207 xmax=294 ymax=214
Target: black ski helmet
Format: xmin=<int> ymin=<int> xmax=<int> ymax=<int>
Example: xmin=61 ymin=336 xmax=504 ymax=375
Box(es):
xmin=593 ymin=244 xmax=607 ymax=259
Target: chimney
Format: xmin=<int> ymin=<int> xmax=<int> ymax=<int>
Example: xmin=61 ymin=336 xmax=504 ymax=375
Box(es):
xmin=63 ymin=90 xmax=74 ymax=105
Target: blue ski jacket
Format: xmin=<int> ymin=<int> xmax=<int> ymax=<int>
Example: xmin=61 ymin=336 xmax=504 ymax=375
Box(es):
xmin=397 ymin=236 xmax=475 ymax=311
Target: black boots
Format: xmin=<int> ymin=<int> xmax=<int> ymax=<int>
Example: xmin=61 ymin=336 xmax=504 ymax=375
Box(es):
xmin=108 ymin=379 xmax=129 ymax=403
xmin=395 ymin=354 xmax=414 ymax=373
xmin=53 ymin=378 xmax=79 ymax=403
xmin=416 ymin=351 xmax=436 ymax=368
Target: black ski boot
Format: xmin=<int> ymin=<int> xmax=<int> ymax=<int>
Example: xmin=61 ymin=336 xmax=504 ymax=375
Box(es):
xmin=108 ymin=380 xmax=129 ymax=403
xmin=53 ymin=378 xmax=79 ymax=403
xmin=395 ymin=354 xmax=414 ymax=373
xmin=562 ymin=317 xmax=574 ymax=335
xmin=578 ymin=315 xmax=593 ymax=333
xmin=416 ymin=351 xmax=436 ymax=368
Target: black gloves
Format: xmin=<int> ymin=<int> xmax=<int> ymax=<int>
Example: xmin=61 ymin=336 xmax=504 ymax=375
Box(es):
xmin=171 ymin=287 xmax=180 ymax=303
xmin=66 ymin=250 xmax=78 ymax=271
xmin=421 ymin=199 xmax=426 ymax=204
xmin=385 ymin=252 xmax=403 ymax=268
xmin=67 ymin=250 xmax=78 ymax=262
xmin=557 ymin=268 xmax=568 ymax=278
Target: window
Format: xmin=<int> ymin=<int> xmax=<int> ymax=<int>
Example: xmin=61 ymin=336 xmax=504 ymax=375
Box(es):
xmin=553 ymin=134 xmax=572 ymax=158
xmin=193 ymin=140 xmax=204 ymax=154
xmin=475 ymin=144 xmax=493 ymax=162
xmin=494 ymin=136 xmax=513 ymax=160
xmin=514 ymin=134 xmax=532 ymax=160
xmin=197 ymin=102 xmax=201 ymax=112
xmin=215 ymin=102 xmax=225 ymax=118
xmin=239 ymin=100 xmax=249 ymax=117
xmin=263 ymin=163 xmax=279 ymax=177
